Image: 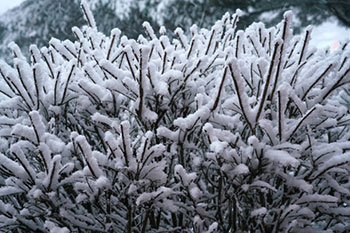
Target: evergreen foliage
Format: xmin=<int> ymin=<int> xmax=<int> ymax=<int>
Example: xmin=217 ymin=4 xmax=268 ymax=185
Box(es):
xmin=0 ymin=2 xmax=350 ymax=232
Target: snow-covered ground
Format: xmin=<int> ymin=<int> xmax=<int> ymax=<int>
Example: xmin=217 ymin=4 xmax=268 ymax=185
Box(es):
xmin=311 ymin=19 xmax=350 ymax=50
xmin=0 ymin=0 xmax=24 ymax=14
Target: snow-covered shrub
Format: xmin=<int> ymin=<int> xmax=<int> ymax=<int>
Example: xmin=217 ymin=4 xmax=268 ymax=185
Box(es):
xmin=0 ymin=2 xmax=350 ymax=232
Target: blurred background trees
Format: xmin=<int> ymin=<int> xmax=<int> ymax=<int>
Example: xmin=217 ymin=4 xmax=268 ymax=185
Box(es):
xmin=156 ymin=0 xmax=350 ymax=31
xmin=0 ymin=0 xmax=349 ymax=60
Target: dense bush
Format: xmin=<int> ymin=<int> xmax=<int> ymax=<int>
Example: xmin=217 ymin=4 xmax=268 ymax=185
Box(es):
xmin=0 ymin=2 xmax=350 ymax=232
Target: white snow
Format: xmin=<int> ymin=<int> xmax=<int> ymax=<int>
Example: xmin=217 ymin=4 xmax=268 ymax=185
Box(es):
xmin=204 ymin=222 xmax=218 ymax=233
xmin=95 ymin=176 xmax=110 ymax=189
xmin=0 ymin=0 xmax=24 ymax=15
xmin=312 ymin=153 xmax=350 ymax=179
xmin=297 ymin=194 xmax=338 ymax=205
xmin=81 ymin=0 xmax=96 ymax=29
xmin=311 ymin=19 xmax=350 ymax=50
xmin=0 ymin=5 xmax=349 ymax=232
xmin=232 ymin=164 xmax=250 ymax=176
xmin=44 ymin=220 xmax=70 ymax=233
xmin=75 ymin=135 xmax=103 ymax=178
xmin=0 ymin=186 xmax=23 ymax=197
xmin=250 ymin=180 xmax=277 ymax=192
xmin=189 ymin=186 xmax=202 ymax=200
xmin=265 ymin=149 xmax=300 ymax=167
xmin=251 ymin=207 xmax=267 ymax=217
xmin=174 ymin=164 xmax=197 ymax=186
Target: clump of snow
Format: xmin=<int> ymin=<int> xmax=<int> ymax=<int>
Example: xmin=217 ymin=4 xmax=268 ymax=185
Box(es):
xmin=265 ymin=149 xmax=300 ymax=167
xmin=251 ymin=207 xmax=267 ymax=217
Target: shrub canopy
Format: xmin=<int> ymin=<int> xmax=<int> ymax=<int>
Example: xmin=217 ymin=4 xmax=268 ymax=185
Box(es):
xmin=0 ymin=2 xmax=350 ymax=232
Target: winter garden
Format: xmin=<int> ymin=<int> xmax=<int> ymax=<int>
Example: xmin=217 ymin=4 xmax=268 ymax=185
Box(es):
xmin=0 ymin=1 xmax=350 ymax=232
